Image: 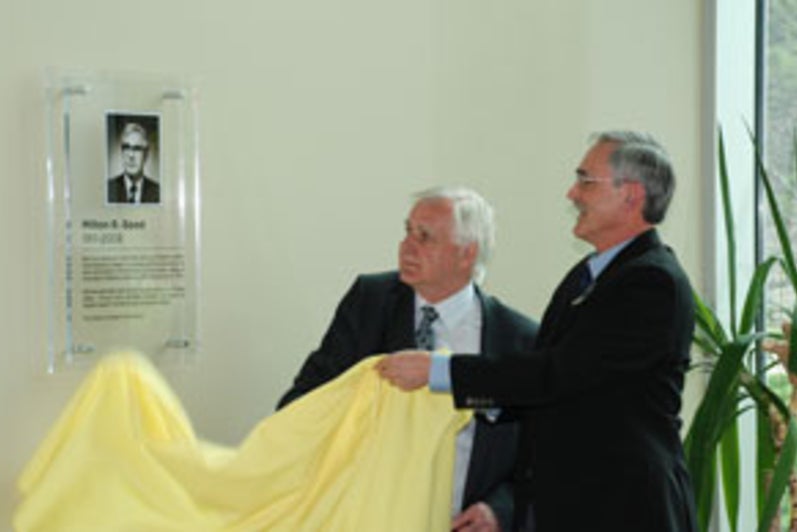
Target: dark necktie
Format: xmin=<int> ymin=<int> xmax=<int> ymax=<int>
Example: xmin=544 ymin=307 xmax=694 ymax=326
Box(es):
xmin=415 ymin=305 xmax=439 ymax=350
xmin=571 ymin=262 xmax=594 ymax=305
xmin=128 ymin=183 xmax=137 ymax=203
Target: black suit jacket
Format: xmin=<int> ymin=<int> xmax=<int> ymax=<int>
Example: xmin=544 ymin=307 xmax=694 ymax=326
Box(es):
xmin=107 ymin=174 xmax=161 ymax=203
xmin=451 ymin=229 xmax=697 ymax=532
xmin=277 ymin=271 xmax=538 ymax=529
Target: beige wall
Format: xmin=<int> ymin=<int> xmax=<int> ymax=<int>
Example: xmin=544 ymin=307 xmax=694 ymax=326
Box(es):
xmin=0 ymin=0 xmax=707 ymax=527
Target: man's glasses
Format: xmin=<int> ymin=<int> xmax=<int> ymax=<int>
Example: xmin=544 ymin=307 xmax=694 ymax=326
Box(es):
xmin=122 ymin=143 xmax=147 ymax=153
xmin=574 ymin=172 xmax=619 ymax=187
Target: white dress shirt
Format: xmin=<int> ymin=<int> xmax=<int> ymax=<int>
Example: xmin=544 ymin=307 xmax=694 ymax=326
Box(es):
xmin=416 ymin=283 xmax=481 ymax=517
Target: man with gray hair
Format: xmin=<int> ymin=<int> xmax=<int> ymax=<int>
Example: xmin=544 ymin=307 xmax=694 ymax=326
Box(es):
xmin=379 ymin=132 xmax=698 ymax=531
xmin=278 ymin=186 xmax=538 ymax=531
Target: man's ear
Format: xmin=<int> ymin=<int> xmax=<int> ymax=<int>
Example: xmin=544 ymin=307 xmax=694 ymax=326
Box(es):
xmin=624 ymin=181 xmax=646 ymax=210
xmin=460 ymin=242 xmax=478 ymax=268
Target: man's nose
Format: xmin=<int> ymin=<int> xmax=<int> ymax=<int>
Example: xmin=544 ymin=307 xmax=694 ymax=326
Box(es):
xmin=566 ymin=183 xmax=579 ymax=201
xmin=400 ymin=235 xmax=416 ymax=251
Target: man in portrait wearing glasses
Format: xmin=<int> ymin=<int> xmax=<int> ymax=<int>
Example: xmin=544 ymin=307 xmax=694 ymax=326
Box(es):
xmin=378 ymin=131 xmax=698 ymax=531
xmin=107 ymin=121 xmax=160 ymax=204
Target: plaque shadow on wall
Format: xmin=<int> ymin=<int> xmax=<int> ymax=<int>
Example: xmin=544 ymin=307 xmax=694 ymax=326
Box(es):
xmin=45 ymin=69 xmax=201 ymax=372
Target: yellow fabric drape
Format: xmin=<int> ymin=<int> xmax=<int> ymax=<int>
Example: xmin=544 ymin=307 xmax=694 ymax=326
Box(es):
xmin=15 ymin=352 xmax=471 ymax=531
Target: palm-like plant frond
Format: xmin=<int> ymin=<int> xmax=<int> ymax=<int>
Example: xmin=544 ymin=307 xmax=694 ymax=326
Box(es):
xmin=686 ymin=128 xmax=797 ymax=532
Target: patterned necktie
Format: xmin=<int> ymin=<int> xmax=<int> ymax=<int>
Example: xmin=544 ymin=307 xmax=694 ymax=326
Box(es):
xmin=415 ymin=305 xmax=439 ymax=350
xmin=128 ymin=183 xmax=137 ymax=203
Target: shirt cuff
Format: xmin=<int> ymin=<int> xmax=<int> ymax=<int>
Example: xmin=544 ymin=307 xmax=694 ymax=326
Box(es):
xmin=483 ymin=408 xmax=501 ymax=422
xmin=428 ymin=351 xmax=452 ymax=393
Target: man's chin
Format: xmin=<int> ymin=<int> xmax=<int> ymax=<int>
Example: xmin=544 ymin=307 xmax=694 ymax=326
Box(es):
xmin=399 ymin=270 xmax=418 ymax=286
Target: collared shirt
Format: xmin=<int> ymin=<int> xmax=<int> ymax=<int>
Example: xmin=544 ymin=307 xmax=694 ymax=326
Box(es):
xmin=415 ymin=283 xmax=481 ymax=355
xmin=416 ymin=283 xmax=481 ymax=517
xmin=586 ymin=236 xmax=633 ymax=280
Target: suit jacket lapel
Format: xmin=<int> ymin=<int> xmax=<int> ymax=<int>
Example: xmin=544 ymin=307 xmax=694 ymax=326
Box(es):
xmin=592 ymin=228 xmax=661 ymax=286
xmin=476 ymin=286 xmax=497 ymax=355
xmin=112 ymin=177 xmax=126 ymax=202
xmin=535 ymin=258 xmax=591 ymax=347
xmin=382 ymin=281 xmax=416 ymax=352
xmin=536 ymin=229 xmax=662 ymax=348
xmin=467 ymin=287 xmax=494 ymax=501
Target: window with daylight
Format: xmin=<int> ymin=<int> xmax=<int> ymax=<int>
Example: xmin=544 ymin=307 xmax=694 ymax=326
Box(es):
xmin=759 ymin=1 xmax=797 ymax=528
xmin=760 ymin=0 xmax=797 ymax=403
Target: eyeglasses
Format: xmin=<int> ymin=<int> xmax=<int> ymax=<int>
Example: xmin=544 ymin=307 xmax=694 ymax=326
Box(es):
xmin=122 ymin=143 xmax=147 ymax=153
xmin=574 ymin=172 xmax=619 ymax=187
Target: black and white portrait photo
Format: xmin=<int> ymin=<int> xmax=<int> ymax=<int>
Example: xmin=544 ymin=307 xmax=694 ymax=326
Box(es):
xmin=106 ymin=112 xmax=161 ymax=205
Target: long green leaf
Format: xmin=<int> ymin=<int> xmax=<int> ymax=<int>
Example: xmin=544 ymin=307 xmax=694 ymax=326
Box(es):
xmin=757 ymin=419 xmax=797 ymax=532
xmin=754 ymin=383 xmax=797 ymax=532
xmin=790 ymin=303 xmax=797 ymax=376
xmin=751 ymin=130 xmax=797 ymax=286
xmin=743 ymin=372 xmax=797 ymax=531
xmin=693 ymin=336 xmax=721 ymax=359
xmin=693 ymin=290 xmax=728 ymax=353
xmin=758 ymin=169 xmax=797 ymax=396
xmin=744 ymin=372 xmax=782 ymax=522
xmin=739 ymin=257 xmax=778 ymax=334
xmin=718 ymin=130 xmax=738 ymax=337
xmin=686 ymin=340 xmax=751 ymax=529
xmin=756 ymin=398 xmax=776 ymax=519
xmin=720 ymin=408 xmax=741 ymax=531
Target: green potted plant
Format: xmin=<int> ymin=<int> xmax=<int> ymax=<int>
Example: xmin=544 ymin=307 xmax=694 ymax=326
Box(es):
xmin=685 ymin=129 xmax=797 ymax=532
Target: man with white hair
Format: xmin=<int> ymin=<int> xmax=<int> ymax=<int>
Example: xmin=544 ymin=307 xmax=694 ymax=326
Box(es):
xmin=278 ymin=186 xmax=538 ymax=531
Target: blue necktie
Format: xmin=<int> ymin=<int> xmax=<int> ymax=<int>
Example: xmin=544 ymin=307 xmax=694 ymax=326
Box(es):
xmin=415 ymin=306 xmax=439 ymax=350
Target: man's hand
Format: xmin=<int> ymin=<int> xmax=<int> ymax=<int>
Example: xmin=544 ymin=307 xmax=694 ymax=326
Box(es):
xmin=452 ymin=502 xmax=500 ymax=532
xmin=763 ymin=321 xmax=797 ymax=386
xmin=375 ymin=351 xmax=431 ymax=391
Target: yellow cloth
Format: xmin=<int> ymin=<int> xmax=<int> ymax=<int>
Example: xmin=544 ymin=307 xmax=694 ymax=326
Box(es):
xmin=15 ymin=352 xmax=471 ymax=531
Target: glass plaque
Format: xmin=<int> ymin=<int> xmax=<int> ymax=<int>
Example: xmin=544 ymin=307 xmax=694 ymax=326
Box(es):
xmin=45 ymin=69 xmax=200 ymax=372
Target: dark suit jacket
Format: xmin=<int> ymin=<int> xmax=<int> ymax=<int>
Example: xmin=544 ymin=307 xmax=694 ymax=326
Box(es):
xmin=107 ymin=174 xmax=161 ymax=203
xmin=277 ymin=271 xmax=538 ymax=529
xmin=450 ymin=229 xmax=697 ymax=532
